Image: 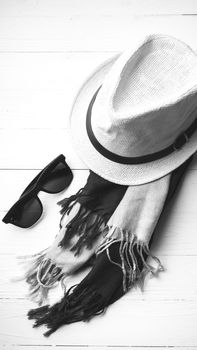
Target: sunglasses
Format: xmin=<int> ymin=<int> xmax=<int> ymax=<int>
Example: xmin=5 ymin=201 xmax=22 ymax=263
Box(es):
xmin=2 ymin=154 xmax=73 ymax=228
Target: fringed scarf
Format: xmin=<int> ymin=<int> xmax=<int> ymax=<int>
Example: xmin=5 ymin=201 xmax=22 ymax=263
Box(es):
xmin=25 ymin=156 xmax=192 ymax=336
xmin=21 ymin=173 xmax=127 ymax=305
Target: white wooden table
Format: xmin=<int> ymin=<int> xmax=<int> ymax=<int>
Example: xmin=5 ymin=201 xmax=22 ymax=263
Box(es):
xmin=0 ymin=1 xmax=197 ymax=349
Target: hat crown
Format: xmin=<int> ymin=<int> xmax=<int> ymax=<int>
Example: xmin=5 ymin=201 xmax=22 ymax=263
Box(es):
xmin=91 ymin=34 xmax=197 ymax=157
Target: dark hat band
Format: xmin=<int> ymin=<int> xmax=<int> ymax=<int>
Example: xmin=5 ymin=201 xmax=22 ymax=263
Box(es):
xmin=86 ymin=87 xmax=197 ymax=165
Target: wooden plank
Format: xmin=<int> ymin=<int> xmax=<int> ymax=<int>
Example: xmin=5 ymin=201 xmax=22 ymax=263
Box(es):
xmin=2 ymin=347 xmax=197 ymax=350
xmin=0 ymin=299 xmax=197 ymax=346
xmin=0 ymin=52 xmax=113 ymax=91
xmin=0 ymin=16 xmax=197 ymax=52
xmin=1 ymin=0 xmax=197 ymax=17
xmin=0 ymin=129 xmax=85 ymax=169
xmin=0 ymin=52 xmax=113 ymax=129
xmin=0 ymin=254 xmax=197 ymax=301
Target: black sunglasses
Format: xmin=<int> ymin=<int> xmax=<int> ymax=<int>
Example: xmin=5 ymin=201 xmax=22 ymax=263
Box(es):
xmin=2 ymin=154 xmax=73 ymax=228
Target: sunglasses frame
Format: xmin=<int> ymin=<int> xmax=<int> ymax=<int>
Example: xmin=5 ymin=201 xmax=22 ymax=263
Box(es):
xmin=2 ymin=154 xmax=73 ymax=228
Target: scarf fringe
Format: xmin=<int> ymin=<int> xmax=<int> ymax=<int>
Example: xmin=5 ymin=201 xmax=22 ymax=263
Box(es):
xmin=57 ymin=188 xmax=84 ymax=217
xmin=18 ymin=187 xmax=108 ymax=305
xmin=96 ymin=226 xmax=164 ymax=293
xmin=18 ymin=188 xmax=108 ymax=305
xmin=57 ymin=192 xmax=108 ymax=255
xmin=18 ymin=251 xmax=65 ymax=305
xmin=28 ymin=283 xmax=106 ymax=337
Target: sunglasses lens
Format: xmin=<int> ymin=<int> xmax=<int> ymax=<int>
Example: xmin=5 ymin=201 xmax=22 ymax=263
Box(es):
xmin=41 ymin=162 xmax=73 ymax=193
xmin=8 ymin=197 xmax=42 ymax=228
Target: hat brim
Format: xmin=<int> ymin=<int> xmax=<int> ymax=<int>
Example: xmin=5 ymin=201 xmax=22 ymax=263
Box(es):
xmin=69 ymin=54 xmax=197 ymax=185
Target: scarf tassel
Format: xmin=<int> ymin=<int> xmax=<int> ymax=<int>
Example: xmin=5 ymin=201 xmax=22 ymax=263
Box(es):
xmin=27 ymin=227 xmax=164 ymax=337
xmin=18 ymin=251 xmax=64 ymax=305
xmin=57 ymin=193 xmax=109 ymax=255
xmin=57 ymin=188 xmax=84 ymax=216
xmin=96 ymin=226 xmax=164 ymax=293
xmin=18 ymin=194 xmax=109 ymax=305
xmin=28 ymin=283 xmax=106 ymax=337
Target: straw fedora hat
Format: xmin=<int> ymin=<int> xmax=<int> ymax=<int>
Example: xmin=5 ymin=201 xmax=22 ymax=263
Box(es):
xmin=69 ymin=34 xmax=197 ymax=185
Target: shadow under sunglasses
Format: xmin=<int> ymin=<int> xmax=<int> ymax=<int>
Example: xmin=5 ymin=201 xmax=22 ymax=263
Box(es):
xmin=2 ymin=154 xmax=73 ymax=228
